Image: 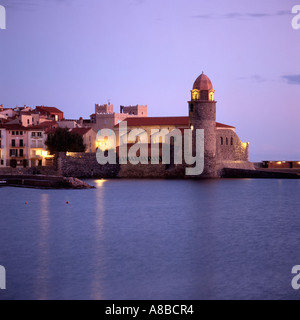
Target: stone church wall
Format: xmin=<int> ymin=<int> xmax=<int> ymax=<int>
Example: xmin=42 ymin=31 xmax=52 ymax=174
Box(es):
xmin=216 ymin=129 xmax=248 ymax=161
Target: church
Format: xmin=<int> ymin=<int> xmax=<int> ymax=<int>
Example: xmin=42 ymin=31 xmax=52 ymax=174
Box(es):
xmin=96 ymin=73 xmax=254 ymax=178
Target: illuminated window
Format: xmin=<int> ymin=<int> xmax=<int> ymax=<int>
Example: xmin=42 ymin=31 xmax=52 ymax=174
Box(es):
xmin=192 ymin=90 xmax=200 ymax=101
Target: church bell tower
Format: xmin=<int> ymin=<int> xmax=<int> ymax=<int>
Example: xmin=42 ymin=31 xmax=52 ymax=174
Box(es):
xmin=189 ymin=72 xmax=217 ymax=177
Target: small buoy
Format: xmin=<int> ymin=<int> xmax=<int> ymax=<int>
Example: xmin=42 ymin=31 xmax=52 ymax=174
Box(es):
xmin=66 ymin=201 xmax=69 ymax=205
xmin=25 ymin=201 xmax=28 ymax=205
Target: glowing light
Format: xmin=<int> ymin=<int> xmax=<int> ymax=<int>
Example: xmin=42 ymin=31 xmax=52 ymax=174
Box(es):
xmin=191 ymin=89 xmax=200 ymax=101
xmin=209 ymin=90 xmax=215 ymax=101
xmin=277 ymin=162 xmax=282 ymax=165
xmin=242 ymin=142 xmax=248 ymax=149
xmin=42 ymin=151 xmax=48 ymax=157
xmin=95 ymin=179 xmax=107 ymax=188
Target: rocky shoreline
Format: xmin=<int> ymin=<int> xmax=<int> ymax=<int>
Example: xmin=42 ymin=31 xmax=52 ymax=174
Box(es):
xmin=0 ymin=175 xmax=95 ymax=189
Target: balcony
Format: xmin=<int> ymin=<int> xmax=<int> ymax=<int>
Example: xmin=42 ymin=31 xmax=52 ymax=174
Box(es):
xmin=9 ymin=155 xmax=27 ymax=159
xmin=30 ymin=144 xmax=44 ymax=149
xmin=10 ymin=144 xmax=26 ymax=148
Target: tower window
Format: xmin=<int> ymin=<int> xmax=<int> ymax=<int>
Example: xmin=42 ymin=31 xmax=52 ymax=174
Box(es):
xmin=200 ymin=91 xmax=209 ymax=101
xmin=226 ymin=138 xmax=229 ymax=145
xmin=231 ymin=137 xmax=234 ymax=145
xmin=190 ymin=104 xmax=194 ymax=113
xmin=221 ymin=137 xmax=224 ymax=145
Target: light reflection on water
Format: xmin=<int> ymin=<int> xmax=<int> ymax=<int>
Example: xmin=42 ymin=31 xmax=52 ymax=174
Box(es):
xmin=35 ymin=193 xmax=50 ymax=300
xmin=0 ymin=179 xmax=300 ymax=300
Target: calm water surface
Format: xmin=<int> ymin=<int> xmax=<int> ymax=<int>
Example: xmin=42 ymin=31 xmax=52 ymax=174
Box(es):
xmin=0 ymin=179 xmax=300 ymax=300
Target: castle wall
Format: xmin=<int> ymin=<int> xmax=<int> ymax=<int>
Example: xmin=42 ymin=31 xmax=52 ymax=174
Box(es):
xmin=55 ymin=152 xmax=120 ymax=178
xmin=216 ymin=129 xmax=248 ymax=161
xmin=120 ymin=105 xmax=148 ymax=117
xmin=215 ymin=129 xmax=254 ymax=171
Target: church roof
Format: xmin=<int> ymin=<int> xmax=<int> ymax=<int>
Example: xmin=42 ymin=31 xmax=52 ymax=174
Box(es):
xmin=115 ymin=117 xmax=188 ymax=127
xmin=114 ymin=117 xmax=235 ymax=129
xmin=193 ymin=73 xmax=213 ymax=91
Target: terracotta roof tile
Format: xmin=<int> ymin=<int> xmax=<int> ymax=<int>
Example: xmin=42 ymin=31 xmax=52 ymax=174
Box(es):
xmin=193 ymin=73 xmax=213 ymax=91
xmin=71 ymin=128 xmax=93 ymax=136
xmin=114 ymin=117 xmax=235 ymax=129
xmin=0 ymin=124 xmax=28 ymax=130
xmin=36 ymin=106 xmax=63 ymax=114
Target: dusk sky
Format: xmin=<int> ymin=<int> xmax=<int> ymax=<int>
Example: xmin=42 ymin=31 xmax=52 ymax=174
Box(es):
xmin=0 ymin=0 xmax=299 ymax=161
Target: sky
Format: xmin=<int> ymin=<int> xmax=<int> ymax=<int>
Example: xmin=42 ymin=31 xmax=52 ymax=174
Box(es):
xmin=0 ymin=0 xmax=299 ymax=161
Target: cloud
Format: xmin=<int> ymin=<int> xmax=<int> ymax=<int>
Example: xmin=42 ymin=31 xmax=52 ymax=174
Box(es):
xmin=222 ymin=13 xmax=244 ymax=19
xmin=238 ymin=75 xmax=300 ymax=85
xmin=192 ymin=14 xmax=213 ymax=20
xmin=192 ymin=10 xmax=292 ymax=20
xmin=276 ymin=10 xmax=291 ymax=16
xmin=246 ymin=13 xmax=271 ymax=18
xmin=1 ymin=0 xmax=76 ymax=10
xmin=282 ymin=75 xmax=300 ymax=85
xmin=237 ymin=75 xmax=268 ymax=83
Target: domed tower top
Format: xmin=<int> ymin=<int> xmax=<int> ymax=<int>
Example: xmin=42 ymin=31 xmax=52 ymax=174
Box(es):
xmin=191 ymin=72 xmax=215 ymax=101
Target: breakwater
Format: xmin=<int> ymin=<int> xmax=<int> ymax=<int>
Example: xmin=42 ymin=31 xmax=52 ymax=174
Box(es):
xmin=0 ymin=175 xmax=94 ymax=189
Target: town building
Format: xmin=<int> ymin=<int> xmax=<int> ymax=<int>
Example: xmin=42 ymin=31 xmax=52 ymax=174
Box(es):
xmin=28 ymin=126 xmax=48 ymax=167
xmin=0 ymin=127 xmax=7 ymax=167
xmin=1 ymin=124 xmax=29 ymax=167
xmin=36 ymin=106 xmax=64 ymax=121
xmin=71 ymin=128 xmax=97 ymax=153
xmin=0 ymin=106 xmax=61 ymax=168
